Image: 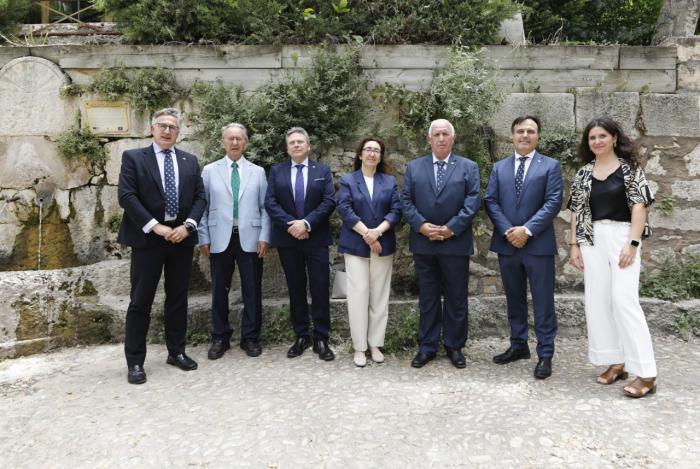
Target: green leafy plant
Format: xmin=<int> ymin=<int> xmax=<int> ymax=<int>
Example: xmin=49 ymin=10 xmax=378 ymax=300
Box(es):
xmin=86 ymin=64 xmax=179 ymax=112
xmin=56 ymin=126 xmax=105 ymax=165
xmin=59 ymin=83 xmax=84 ymax=98
xmin=537 ymin=129 xmax=580 ymax=173
xmin=108 ymin=214 xmax=122 ymax=233
xmin=674 ymin=311 xmax=700 ymax=341
xmin=375 ymin=47 xmax=502 ymax=181
xmin=656 ymin=196 xmax=674 ymax=217
xmin=641 ymin=254 xmax=700 ymax=301
xmin=0 ymin=0 xmax=32 ymax=42
xmin=190 ymin=47 xmax=368 ymax=167
xmin=383 ymin=307 xmax=420 ymax=354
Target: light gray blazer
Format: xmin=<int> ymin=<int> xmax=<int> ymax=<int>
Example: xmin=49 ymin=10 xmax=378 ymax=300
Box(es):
xmin=198 ymin=156 xmax=271 ymax=253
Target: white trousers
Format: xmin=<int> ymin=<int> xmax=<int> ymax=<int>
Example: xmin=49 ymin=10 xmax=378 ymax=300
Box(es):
xmin=344 ymin=252 xmax=394 ymax=352
xmin=580 ymin=221 xmax=657 ymax=377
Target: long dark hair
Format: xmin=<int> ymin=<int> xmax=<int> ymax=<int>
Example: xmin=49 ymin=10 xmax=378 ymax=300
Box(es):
xmin=353 ymin=137 xmax=391 ymax=174
xmin=578 ymin=117 xmax=638 ymax=168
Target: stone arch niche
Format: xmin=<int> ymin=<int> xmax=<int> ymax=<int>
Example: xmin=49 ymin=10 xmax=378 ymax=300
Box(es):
xmin=0 ymin=57 xmax=117 ymax=271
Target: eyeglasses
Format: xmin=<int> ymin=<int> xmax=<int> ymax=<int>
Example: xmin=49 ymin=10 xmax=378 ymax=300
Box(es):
xmin=155 ymin=123 xmax=179 ymax=132
xmin=362 ymin=147 xmax=381 ymax=154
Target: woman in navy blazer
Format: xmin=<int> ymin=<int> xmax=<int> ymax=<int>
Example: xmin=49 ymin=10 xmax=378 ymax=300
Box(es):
xmin=337 ymin=137 xmax=401 ymax=367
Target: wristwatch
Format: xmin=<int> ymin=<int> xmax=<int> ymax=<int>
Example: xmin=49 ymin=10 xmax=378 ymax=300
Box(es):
xmin=184 ymin=221 xmax=197 ymax=233
xmin=629 ymin=239 xmax=640 ymax=247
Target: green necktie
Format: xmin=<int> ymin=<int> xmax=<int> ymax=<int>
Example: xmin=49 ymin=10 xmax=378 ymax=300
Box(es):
xmin=231 ymin=161 xmax=239 ymax=219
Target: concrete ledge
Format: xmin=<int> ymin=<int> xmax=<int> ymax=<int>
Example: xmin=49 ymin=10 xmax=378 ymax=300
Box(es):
xmin=641 ymin=94 xmax=700 ymax=137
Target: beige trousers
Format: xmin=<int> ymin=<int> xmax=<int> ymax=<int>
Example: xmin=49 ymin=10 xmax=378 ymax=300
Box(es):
xmin=580 ymin=221 xmax=657 ymax=378
xmin=344 ymin=252 xmax=394 ymax=352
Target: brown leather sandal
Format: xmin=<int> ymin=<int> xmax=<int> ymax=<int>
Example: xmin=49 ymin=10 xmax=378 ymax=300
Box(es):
xmin=597 ymin=364 xmax=628 ymax=385
xmin=623 ymin=377 xmax=657 ymax=398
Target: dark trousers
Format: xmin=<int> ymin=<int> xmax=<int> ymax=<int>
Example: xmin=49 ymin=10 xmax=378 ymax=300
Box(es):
xmin=277 ymin=245 xmax=331 ymax=340
xmin=124 ymin=242 xmax=193 ymax=367
xmin=210 ymin=231 xmax=263 ymax=342
xmin=498 ymin=251 xmax=557 ymax=358
xmin=413 ymin=254 xmax=470 ymax=354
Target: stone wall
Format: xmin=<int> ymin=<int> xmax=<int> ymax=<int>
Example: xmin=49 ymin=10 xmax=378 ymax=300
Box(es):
xmin=1 ymin=42 xmax=699 ymax=356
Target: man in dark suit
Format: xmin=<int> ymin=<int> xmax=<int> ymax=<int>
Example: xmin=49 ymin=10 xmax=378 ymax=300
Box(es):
xmin=118 ymin=107 xmax=206 ymax=384
xmin=198 ymin=123 xmax=270 ymax=360
xmin=264 ymin=127 xmax=337 ymax=361
xmin=401 ymin=119 xmax=481 ymax=369
xmin=484 ymin=115 xmax=563 ymax=379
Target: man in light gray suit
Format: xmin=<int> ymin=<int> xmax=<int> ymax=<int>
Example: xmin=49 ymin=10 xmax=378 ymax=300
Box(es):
xmin=199 ymin=123 xmax=271 ymax=359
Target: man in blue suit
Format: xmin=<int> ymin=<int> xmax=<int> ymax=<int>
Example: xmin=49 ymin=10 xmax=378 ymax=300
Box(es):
xmin=198 ymin=123 xmax=271 ymax=360
xmin=402 ymin=119 xmax=481 ymax=369
xmin=118 ymin=107 xmax=206 ymax=384
xmin=484 ymin=115 xmax=563 ymax=379
xmin=265 ymin=127 xmax=337 ymax=361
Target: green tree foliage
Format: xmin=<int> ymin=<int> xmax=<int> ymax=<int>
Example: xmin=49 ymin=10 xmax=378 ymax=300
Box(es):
xmin=521 ymin=0 xmax=664 ymax=45
xmin=95 ymin=0 xmax=517 ymax=45
xmin=0 ymin=0 xmax=32 ymax=39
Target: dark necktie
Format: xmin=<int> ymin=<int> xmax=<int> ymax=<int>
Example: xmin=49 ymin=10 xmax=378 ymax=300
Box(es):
xmin=515 ymin=156 xmax=527 ymax=199
xmin=436 ymin=160 xmax=447 ymax=192
xmin=231 ymin=161 xmax=239 ymax=219
xmin=162 ymin=149 xmax=178 ymax=217
xmin=294 ymin=164 xmax=305 ymax=219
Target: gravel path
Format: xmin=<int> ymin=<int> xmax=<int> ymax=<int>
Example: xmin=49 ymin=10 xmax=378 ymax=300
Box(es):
xmin=1 ymin=337 xmax=698 ymax=468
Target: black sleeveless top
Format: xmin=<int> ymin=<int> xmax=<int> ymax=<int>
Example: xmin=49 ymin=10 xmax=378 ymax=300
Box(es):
xmin=590 ymin=166 xmax=631 ymax=222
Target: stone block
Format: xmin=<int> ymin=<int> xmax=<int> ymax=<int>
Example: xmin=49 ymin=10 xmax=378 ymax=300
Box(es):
xmin=489 ymin=93 xmax=575 ymax=139
xmin=496 ymin=69 xmax=675 ymax=93
xmin=104 ymin=138 xmax=151 ymax=186
xmin=672 ymin=180 xmax=700 ymax=201
xmin=683 ymin=144 xmax=700 ymax=176
xmin=484 ymin=45 xmax=618 ymax=70
xmin=641 ymin=94 xmax=700 ymax=137
xmin=678 ymin=62 xmax=700 ymax=92
xmin=574 ymin=91 xmax=640 ymax=137
xmin=0 ymin=136 xmax=92 ymax=190
xmin=649 ymin=207 xmax=700 ymax=231
xmin=619 ymin=46 xmax=677 ymax=70
xmin=497 ymin=11 xmax=525 ymax=45
xmin=0 ymin=57 xmax=78 ymax=137
xmin=0 ymin=47 xmax=29 ymax=67
xmin=675 ymin=37 xmax=700 ymax=62
xmin=645 ymin=154 xmax=667 ymax=176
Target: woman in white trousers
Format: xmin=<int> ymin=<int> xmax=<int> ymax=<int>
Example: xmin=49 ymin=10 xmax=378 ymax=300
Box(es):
xmin=337 ymin=137 xmax=401 ymax=367
xmin=568 ymin=117 xmax=657 ymax=398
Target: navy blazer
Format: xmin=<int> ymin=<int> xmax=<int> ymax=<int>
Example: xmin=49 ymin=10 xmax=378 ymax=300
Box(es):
xmin=401 ymin=154 xmax=480 ymax=256
xmin=337 ymin=170 xmax=401 ymax=257
xmin=484 ymin=151 xmax=563 ymax=256
xmin=117 ymin=145 xmax=206 ymax=248
xmin=264 ymin=159 xmax=336 ymax=248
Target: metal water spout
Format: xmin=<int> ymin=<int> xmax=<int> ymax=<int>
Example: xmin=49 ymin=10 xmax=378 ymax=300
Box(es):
xmin=35 ymin=181 xmax=56 ymax=271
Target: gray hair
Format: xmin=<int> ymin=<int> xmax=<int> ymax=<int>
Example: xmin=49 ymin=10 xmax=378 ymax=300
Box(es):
xmin=285 ymin=126 xmax=310 ymax=144
xmin=151 ymin=108 xmax=181 ymax=127
xmin=428 ymin=119 xmax=455 ymax=137
xmin=221 ymin=123 xmax=249 ymax=140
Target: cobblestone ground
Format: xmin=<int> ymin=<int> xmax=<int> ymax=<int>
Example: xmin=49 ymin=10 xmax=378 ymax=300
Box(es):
xmin=0 ymin=337 xmax=698 ymax=468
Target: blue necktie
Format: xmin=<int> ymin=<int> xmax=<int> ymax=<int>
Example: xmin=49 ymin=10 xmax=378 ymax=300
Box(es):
xmin=294 ymin=164 xmax=305 ymax=219
xmin=515 ymin=156 xmax=527 ymax=200
xmin=436 ymin=160 xmax=447 ymax=192
xmin=163 ymin=149 xmax=178 ymax=217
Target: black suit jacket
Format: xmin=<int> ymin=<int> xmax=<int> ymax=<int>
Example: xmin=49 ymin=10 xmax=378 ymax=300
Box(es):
xmin=117 ymin=144 xmax=206 ymax=248
xmin=264 ymin=159 xmax=336 ymax=248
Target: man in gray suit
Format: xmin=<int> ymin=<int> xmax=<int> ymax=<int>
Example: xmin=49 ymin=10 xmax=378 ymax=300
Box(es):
xmin=199 ymin=123 xmax=271 ymax=359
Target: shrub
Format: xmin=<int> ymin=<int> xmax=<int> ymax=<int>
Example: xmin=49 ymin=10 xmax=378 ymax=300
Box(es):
xmin=521 ymin=0 xmax=664 ymax=45
xmin=375 ymin=48 xmax=503 ymax=181
xmin=641 ymin=254 xmax=700 ymax=301
xmin=0 ymin=0 xmax=32 ymax=41
xmin=190 ymin=47 xmax=368 ymax=167
xmin=56 ymin=127 xmax=105 ymax=166
xmin=537 ymin=129 xmax=580 ymax=173
xmin=87 ymin=64 xmax=179 ymax=112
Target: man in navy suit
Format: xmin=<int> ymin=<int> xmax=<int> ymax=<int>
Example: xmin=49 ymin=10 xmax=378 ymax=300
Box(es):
xmin=265 ymin=127 xmax=337 ymax=361
xmin=198 ymin=123 xmax=270 ymax=360
xmin=118 ymin=108 xmax=206 ymax=384
xmin=402 ymin=119 xmax=481 ymax=369
xmin=484 ymin=115 xmax=563 ymax=379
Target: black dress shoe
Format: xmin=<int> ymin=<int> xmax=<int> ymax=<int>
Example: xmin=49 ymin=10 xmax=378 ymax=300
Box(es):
xmin=287 ymin=336 xmax=311 ymax=358
xmin=166 ymin=353 xmax=198 ymax=371
xmin=493 ymin=346 xmax=531 ymax=365
xmin=207 ymin=339 xmax=230 ymax=360
xmin=313 ymin=339 xmax=335 ymax=361
xmin=127 ymin=365 xmax=146 ymax=384
xmin=446 ymin=348 xmax=467 ymax=369
xmin=411 ymin=351 xmax=436 ymax=368
xmin=240 ymin=339 xmax=262 ymax=357
xmin=534 ymin=357 xmax=552 ymax=379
